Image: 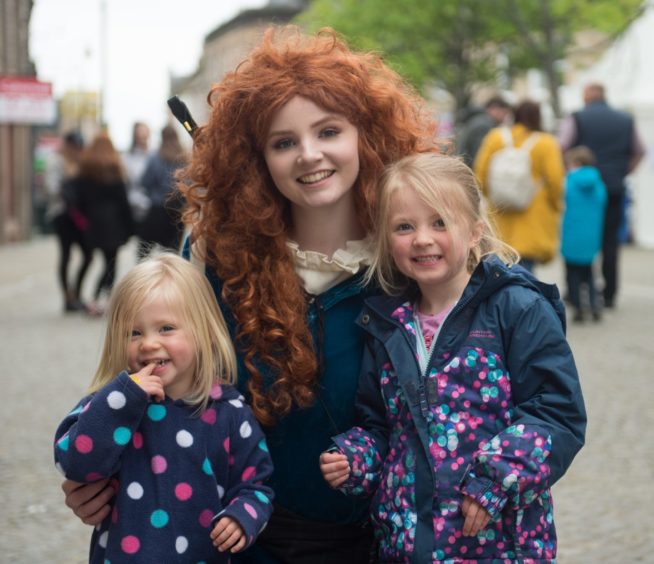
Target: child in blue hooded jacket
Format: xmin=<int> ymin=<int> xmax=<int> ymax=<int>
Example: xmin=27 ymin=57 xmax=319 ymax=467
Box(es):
xmin=561 ymin=146 xmax=608 ymax=322
xmin=320 ymin=153 xmax=586 ymax=563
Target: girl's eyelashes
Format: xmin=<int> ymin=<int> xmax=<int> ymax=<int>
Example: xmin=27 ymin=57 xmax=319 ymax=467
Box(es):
xmin=393 ymin=222 xmax=413 ymax=232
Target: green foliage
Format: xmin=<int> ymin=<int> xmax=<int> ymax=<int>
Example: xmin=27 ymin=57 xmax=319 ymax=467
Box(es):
xmin=296 ymin=0 xmax=645 ymax=112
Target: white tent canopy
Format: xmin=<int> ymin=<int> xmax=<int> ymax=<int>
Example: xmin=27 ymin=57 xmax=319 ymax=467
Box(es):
xmin=559 ymin=1 xmax=654 ymax=248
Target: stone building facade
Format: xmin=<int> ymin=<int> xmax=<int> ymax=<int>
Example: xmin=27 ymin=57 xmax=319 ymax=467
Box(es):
xmin=171 ymin=2 xmax=306 ymax=129
xmin=0 ymin=0 xmax=35 ymax=242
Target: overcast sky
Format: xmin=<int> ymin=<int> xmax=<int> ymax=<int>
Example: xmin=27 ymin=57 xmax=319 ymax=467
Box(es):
xmin=30 ymin=0 xmax=267 ymax=150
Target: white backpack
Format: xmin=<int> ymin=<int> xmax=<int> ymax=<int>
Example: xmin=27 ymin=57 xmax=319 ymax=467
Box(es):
xmin=487 ymin=127 xmax=541 ymax=211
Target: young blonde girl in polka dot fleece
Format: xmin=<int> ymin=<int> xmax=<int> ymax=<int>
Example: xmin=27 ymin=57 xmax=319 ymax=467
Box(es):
xmin=55 ymin=253 xmax=273 ymax=562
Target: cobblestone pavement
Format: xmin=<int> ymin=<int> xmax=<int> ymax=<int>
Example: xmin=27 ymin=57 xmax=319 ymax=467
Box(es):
xmin=1 ymin=236 xmax=653 ymax=563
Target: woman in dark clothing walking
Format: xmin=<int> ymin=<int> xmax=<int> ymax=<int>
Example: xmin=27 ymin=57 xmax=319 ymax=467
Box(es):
xmin=72 ymin=132 xmax=133 ymax=314
xmin=138 ymin=124 xmax=187 ymax=258
xmin=44 ymin=131 xmax=94 ymax=312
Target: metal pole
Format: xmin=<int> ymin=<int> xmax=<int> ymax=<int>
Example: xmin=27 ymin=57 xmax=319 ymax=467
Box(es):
xmin=99 ymin=0 xmax=107 ymax=127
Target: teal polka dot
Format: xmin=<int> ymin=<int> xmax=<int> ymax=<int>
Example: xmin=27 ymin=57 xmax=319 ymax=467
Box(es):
xmin=202 ymin=458 xmax=213 ymax=475
xmin=150 ymin=509 xmax=169 ymax=528
xmin=258 ymin=439 xmax=269 ymax=452
xmin=147 ymin=404 xmax=167 ymax=421
xmin=113 ymin=427 xmax=132 ymax=445
xmin=58 ymin=435 xmax=70 ymax=451
xmin=255 ymin=491 xmax=270 ymax=504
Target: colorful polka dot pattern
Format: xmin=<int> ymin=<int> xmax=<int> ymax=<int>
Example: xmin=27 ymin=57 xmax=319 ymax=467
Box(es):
xmin=54 ymin=374 xmax=274 ymax=562
xmin=334 ymin=302 xmax=557 ymax=562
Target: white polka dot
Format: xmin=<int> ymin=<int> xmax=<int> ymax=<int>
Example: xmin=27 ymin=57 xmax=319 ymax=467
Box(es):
xmin=176 ymin=430 xmax=194 ymax=448
xmin=229 ymin=399 xmax=244 ymax=408
xmin=239 ymin=421 xmax=252 ymax=438
xmin=98 ymin=530 xmax=109 ymax=548
xmin=107 ymin=391 xmax=126 ymax=409
xmin=54 ymin=462 xmax=65 ymax=476
xmin=175 ymin=536 xmax=188 ymax=554
xmin=216 ymin=484 xmax=225 ymax=499
xmin=127 ymin=482 xmax=144 ymax=500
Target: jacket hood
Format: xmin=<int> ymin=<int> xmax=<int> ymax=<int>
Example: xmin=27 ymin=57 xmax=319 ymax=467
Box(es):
xmin=567 ymin=166 xmax=603 ymax=192
xmin=362 ymin=255 xmax=566 ymax=331
xmin=209 ymin=382 xmax=245 ymax=404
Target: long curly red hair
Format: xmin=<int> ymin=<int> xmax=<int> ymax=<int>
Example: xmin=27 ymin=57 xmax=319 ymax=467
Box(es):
xmin=181 ymin=25 xmax=438 ymax=425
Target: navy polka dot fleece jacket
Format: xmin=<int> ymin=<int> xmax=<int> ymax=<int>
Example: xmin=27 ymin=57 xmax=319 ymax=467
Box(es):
xmin=54 ymin=372 xmax=274 ymax=562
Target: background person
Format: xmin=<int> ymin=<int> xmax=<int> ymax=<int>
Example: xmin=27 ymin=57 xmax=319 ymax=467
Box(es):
xmin=138 ymin=124 xmax=188 ymax=258
xmin=121 ymin=121 xmax=152 ymax=225
xmin=561 ymin=146 xmax=607 ymax=322
xmin=455 ymin=95 xmax=512 ymax=167
xmin=62 ymin=25 xmax=439 ymax=563
xmin=558 ymin=82 xmax=645 ymax=308
xmin=70 ymin=132 xmax=133 ymax=315
xmin=44 ymin=131 xmax=94 ymax=313
xmin=474 ymin=100 xmax=565 ymax=272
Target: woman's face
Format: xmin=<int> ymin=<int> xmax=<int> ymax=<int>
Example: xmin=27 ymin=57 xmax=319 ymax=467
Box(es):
xmin=263 ymin=96 xmax=360 ymax=213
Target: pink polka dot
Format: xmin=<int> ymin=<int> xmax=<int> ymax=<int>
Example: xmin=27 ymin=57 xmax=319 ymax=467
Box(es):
xmin=82 ymin=402 xmax=91 ymax=412
xmin=121 ymin=535 xmax=140 ymax=554
xmin=198 ymin=509 xmax=214 ymax=528
xmin=244 ymin=503 xmax=258 ymax=519
xmin=175 ymin=483 xmax=193 ymax=501
xmin=210 ymin=384 xmax=223 ymax=399
xmin=75 ymin=435 xmax=93 ymax=453
xmin=151 ymin=455 xmax=167 ymax=474
xmin=201 ymin=408 xmax=216 ymax=425
xmin=223 ymin=437 xmax=230 ymax=453
xmin=132 ymin=432 xmax=143 ymax=449
xmin=86 ymin=472 xmax=104 ymax=482
xmin=241 ymin=466 xmax=256 ymax=481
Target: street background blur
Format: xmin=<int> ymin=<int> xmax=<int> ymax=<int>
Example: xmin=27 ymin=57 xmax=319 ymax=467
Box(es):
xmin=1 ymin=237 xmax=653 ymax=563
xmin=2 ymin=1 xmax=654 ymax=562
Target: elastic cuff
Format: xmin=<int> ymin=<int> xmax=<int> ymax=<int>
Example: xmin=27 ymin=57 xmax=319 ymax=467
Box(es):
xmin=459 ymin=474 xmax=508 ymax=519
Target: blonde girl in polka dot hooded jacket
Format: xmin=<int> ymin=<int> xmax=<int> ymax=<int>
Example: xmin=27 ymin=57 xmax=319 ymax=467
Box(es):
xmin=54 ymin=254 xmax=273 ymax=562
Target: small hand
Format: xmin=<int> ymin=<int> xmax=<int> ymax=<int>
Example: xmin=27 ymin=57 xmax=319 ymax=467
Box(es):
xmin=129 ymin=363 xmax=164 ymax=401
xmin=461 ymin=495 xmax=491 ymax=537
xmin=62 ymin=478 xmax=114 ymax=526
xmin=319 ymin=451 xmax=350 ymax=488
xmin=210 ymin=516 xmax=246 ymax=553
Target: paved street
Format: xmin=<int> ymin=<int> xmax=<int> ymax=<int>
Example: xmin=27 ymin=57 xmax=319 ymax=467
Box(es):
xmin=1 ymin=235 xmax=653 ymax=563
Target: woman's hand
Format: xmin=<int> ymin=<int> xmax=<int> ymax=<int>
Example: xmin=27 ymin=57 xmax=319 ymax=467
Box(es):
xmin=62 ymin=478 xmax=115 ymax=525
xmin=319 ymin=451 xmax=350 ymax=488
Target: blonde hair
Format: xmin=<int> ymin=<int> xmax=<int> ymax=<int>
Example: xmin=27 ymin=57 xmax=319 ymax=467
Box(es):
xmin=369 ymin=153 xmax=519 ymax=295
xmin=89 ymin=254 xmax=237 ymax=412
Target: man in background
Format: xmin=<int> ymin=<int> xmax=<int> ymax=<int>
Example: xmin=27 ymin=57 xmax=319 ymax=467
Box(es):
xmin=559 ymin=82 xmax=645 ymax=309
xmin=456 ymin=95 xmax=512 ymax=167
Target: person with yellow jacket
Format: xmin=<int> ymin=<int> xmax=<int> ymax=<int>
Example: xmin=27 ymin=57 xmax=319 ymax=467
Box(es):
xmin=474 ymin=100 xmax=565 ymax=272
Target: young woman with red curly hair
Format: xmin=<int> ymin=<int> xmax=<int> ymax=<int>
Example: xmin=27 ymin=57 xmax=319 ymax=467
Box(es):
xmin=62 ymin=25 xmax=438 ymax=562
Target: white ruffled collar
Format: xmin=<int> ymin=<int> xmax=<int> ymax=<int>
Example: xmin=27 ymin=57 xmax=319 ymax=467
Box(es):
xmin=287 ymin=237 xmax=373 ymax=294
